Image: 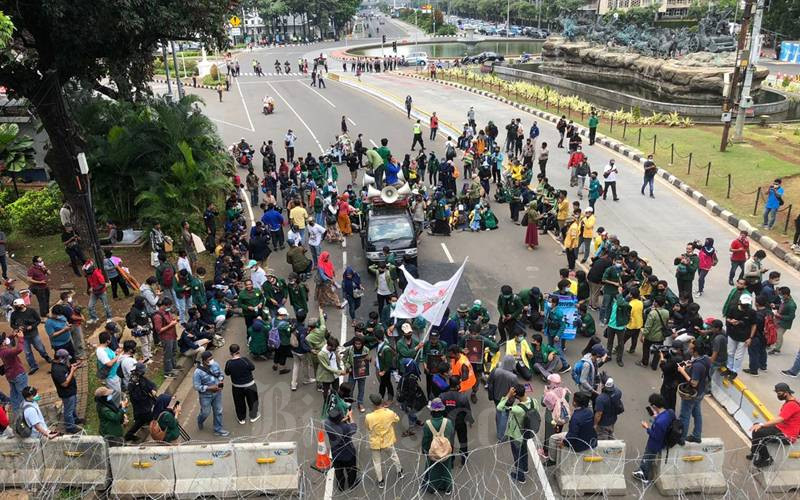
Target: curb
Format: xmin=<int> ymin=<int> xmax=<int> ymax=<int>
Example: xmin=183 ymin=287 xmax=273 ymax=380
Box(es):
xmin=398 ymin=72 xmax=800 ymax=272
xmin=152 ymin=77 xmax=223 ymax=92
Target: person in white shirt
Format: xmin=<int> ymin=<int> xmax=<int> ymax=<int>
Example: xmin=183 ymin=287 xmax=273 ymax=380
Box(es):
xmin=286 ymin=225 xmax=303 ymax=247
xmin=22 ymin=386 xmax=57 ymax=439
xmin=602 ymin=160 xmax=619 ymax=201
xmin=248 ymin=260 xmax=267 ymax=290
xmin=306 ymin=219 xmax=327 ymax=267
xmin=118 ymin=340 xmax=138 ymax=390
xmin=285 ymin=129 xmax=297 ymax=162
xmin=176 ymin=250 xmax=192 ymax=276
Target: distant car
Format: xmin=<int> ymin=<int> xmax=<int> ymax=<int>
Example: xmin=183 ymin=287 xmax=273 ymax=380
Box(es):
xmin=461 ymin=52 xmax=505 ymax=64
xmin=404 ymin=51 xmax=428 ymax=66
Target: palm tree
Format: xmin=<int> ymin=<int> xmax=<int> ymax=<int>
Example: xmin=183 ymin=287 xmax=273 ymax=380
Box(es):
xmin=0 ymin=123 xmax=36 ymax=197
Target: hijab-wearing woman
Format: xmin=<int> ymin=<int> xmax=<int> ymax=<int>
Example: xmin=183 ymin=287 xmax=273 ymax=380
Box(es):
xmin=316 ymin=252 xmax=345 ymax=309
xmin=151 ymin=393 xmax=182 ymax=444
xmin=523 ymin=202 xmax=540 ymax=250
xmin=341 ymin=266 xmax=363 ymax=323
xmin=697 ymin=237 xmax=717 ymax=296
xmin=337 ymin=194 xmax=353 ymax=236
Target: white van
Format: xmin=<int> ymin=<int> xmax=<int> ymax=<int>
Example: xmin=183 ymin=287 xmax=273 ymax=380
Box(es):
xmin=405 ymin=51 xmax=428 ymax=66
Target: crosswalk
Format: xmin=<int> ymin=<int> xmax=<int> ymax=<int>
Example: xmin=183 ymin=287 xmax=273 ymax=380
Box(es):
xmin=225 ymin=72 xmax=323 ymax=78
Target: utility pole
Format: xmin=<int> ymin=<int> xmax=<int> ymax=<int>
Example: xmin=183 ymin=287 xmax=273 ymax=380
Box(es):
xmin=720 ymin=0 xmax=755 ymax=153
xmin=161 ymin=44 xmax=173 ymax=99
xmin=169 ymin=41 xmax=184 ymax=99
xmin=506 ymin=0 xmax=511 ymax=32
xmin=732 ymin=0 xmax=765 ymax=142
xmin=537 ymin=0 xmax=542 ymax=30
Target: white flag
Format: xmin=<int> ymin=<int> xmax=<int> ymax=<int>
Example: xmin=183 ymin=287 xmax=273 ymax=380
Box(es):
xmin=392 ymin=259 xmax=467 ymax=327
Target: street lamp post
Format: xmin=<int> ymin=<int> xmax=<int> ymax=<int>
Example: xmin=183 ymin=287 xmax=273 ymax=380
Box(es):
xmin=732 ymin=0 xmax=765 ymax=143
xmin=170 ymin=41 xmax=185 ymax=99
xmin=161 ymin=44 xmax=173 ymax=98
xmin=76 ymin=153 xmax=105 ymax=281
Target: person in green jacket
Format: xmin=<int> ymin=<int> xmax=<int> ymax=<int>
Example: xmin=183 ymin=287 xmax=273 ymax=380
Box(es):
xmin=286 ymin=273 xmax=309 ymax=315
xmin=497 ymin=384 xmax=538 ymax=483
xmin=497 ymin=285 xmax=524 ymax=343
xmin=342 ymin=335 xmax=371 ymax=412
xmin=421 ymin=398 xmax=455 ymax=495
xmin=95 ymin=386 xmax=126 ymax=446
xmin=374 ymin=330 xmax=397 ymax=402
xmin=722 ymin=279 xmax=751 ymax=317
xmin=189 ymin=268 xmax=207 ymax=311
xmin=262 ymin=274 xmax=287 ymax=316
xmin=237 ymin=279 xmax=264 ymax=329
xmin=247 ymin=316 xmax=270 ymax=359
xmin=396 ymin=323 xmax=422 ymax=364
xmin=151 ymin=393 xmax=182 ymax=444
xmin=577 ymin=303 xmax=596 ymax=338
xmin=208 ymin=291 xmax=228 ymax=329
xmin=305 ymin=307 xmax=329 ymax=354
xmin=605 ymin=289 xmax=631 ymax=367
xmin=587 ymin=172 xmax=602 ymax=211
xmin=273 ymin=307 xmax=293 ymax=374
xmin=771 ymin=286 xmax=796 ymax=354
xmin=588 ymin=111 xmax=599 ymax=145
xmin=638 ymin=297 xmax=669 ymax=369
xmin=317 ymin=336 xmax=345 ymax=408
xmin=173 ymin=269 xmax=193 ymax=323
xmin=674 ymin=243 xmax=700 ymax=299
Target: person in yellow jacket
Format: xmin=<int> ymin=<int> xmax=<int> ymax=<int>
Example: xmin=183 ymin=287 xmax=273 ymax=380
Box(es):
xmin=579 ymin=207 xmax=596 ymax=263
xmin=564 ymin=211 xmax=581 ymax=271
xmin=622 ymin=288 xmax=644 ymax=356
xmin=489 ymin=330 xmax=534 ymax=381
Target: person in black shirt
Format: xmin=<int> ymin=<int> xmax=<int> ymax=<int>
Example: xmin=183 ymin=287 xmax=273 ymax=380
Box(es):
xmin=224 ymin=343 xmax=260 ymax=424
xmin=124 ymin=363 xmax=157 ymax=442
xmin=724 ymin=293 xmax=756 ymax=380
xmin=61 ymin=225 xmax=86 ymax=277
xmin=203 ymin=203 xmax=219 ymax=250
xmin=439 ymin=376 xmax=474 ymax=465
xmin=658 ymin=342 xmax=685 ymax=411
xmin=744 ymin=295 xmax=771 ymax=376
xmin=50 ymin=348 xmax=83 ymax=433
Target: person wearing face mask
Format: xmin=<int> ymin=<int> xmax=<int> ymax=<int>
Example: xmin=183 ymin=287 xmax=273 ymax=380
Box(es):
xmin=1 ymin=279 xmax=21 ymax=323
xmin=10 ymin=298 xmax=52 ymax=373
xmin=84 ymin=260 xmax=112 ymax=324
xmin=674 ymin=242 xmax=699 ymax=299
xmin=599 ymin=257 xmax=623 ymax=325
xmin=748 ymin=383 xmax=800 ymax=468
xmin=677 ymin=338 xmax=711 ymax=443
xmin=1 ymin=329 xmax=28 ymax=413
xmin=724 ymin=293 xmax=756 ymax=381
xmin=193 ymin=350 xmax=230 ymax=437
xmin=26 ymin=255 xmax=51 ymax=316
xmin=497 ymin=285 xmax=523 ymax=343
xmin=21 ymin=386 xmax=58 ymax=439
xmin=95 ymin=386 xmax=127 ymax=446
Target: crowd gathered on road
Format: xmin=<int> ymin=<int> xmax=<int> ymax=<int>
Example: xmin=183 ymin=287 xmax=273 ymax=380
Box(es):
xmin=2 ymin=70 xmax=800 ymax=497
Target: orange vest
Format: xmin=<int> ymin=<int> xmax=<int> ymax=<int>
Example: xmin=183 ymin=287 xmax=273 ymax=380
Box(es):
xmin=450 ymin=354 xmax=476 ymax=392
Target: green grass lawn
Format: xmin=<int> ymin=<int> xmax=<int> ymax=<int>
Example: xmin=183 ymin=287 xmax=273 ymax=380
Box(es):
xmin=437 ymin=72 xmax=800 ymax=238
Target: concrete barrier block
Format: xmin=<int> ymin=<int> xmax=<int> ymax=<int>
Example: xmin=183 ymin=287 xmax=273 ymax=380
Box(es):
xmin=41 ymin=435 xmax=109 ymax=489
xmin=733 ymin=389 xmax=772 ymax=438
xmin=109 ymin=445 xmax=175 ymax=499
xmin=556 ymin=439 xmax=627 ymax=496
xmin=0 ymin=437 xmax=44 ymax=488
xmin=233 ymin=442 xmax=300 ymax=495
xmin=173 ymin=443 xmax=236 ymax=499
xmin=755 ymin=439 xmax=800 ymax=493
xmin=711 ymin=369 xmax=743 ymax=415
xmin=654 ymin=438 xmax=727 ymax=495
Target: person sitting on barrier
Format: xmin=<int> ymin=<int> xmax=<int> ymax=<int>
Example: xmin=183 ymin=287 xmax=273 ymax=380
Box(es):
xmin=748 ymin=383 xmax=800 ymax=468
xmin=151 ymin=393 xmax=182 ymax=444
xmin=633 ymin=393 xmax=675 ymax=484
xmin=95 ymin=386 xmax=127 ymax=447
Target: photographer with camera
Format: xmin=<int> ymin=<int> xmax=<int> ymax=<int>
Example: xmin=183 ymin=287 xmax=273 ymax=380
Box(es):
xmin=674 ymin=242 xmax=699 ymax=299
xmin=638 ymin=297 xmax=669 ymax=369
xmin=658 ymin=341 xmax=685 ymax=411
xmin=677 ymin=338 xmax=711 ymax=443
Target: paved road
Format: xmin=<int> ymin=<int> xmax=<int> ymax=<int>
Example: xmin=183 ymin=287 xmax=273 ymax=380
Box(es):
xmin=149 ymin=31 xmax=777 ymax=498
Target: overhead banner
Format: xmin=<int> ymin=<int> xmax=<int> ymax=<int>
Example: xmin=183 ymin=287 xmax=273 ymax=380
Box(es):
xmin=393 ymin=259 xmax=467 ymax=327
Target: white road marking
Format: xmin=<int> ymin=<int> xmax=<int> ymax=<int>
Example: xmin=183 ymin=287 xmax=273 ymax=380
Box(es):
xmin=527 ymin=438 xmax=557 ymax=500
xmin=266 ymin=81 xmax=325 ymax=153
xmin=240 ymin=187 xmax=256 ymax=228
xmin=294 ymin=82 xmax=337 ymax=108
xmin=369 ymin=139 xmax=378 ymax=147
xmin=440 ymin=242 xmax=454 ymax=263
xmin=347 ymin=117 xmax=357 ymax=126
xmin=323 ymin=468 xmax=335 ymax=500
xmin=210 ymin=117 xmax=254 ymax=132
xmin=234 ymin=77 xmax=256 ymax=132
xmin=237 ymin=79 xmax=308 ymax=84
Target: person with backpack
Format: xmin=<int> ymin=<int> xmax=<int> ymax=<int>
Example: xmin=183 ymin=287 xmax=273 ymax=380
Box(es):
xmin=542 ymin=374 xmax=571 ymax=466
xmin=95 ymin=386 xmax=127 ymax=446
xmin=153 ymin=299 xmax=179 ymax=378
xmin=488 ymin=355 xmax=519 ymax=442
xmin=594 ymin=378 xmax=624 ymax=439
xmin=271 ymin=307 xmax=293 ymax=375
xmin=192 ymin=350 xmax=230 ymax=437
xmin=18 ymin=386 xmax=57 ymax=439
xmin=374 ymin=330 xmax=396 ymax=403
xmin=95 ymin=331 xmax=122 ymax=403
xmin=124 ymin=363 xmax=157 ymax=442
xmin=677 ymin=338 xmax=711 ymax=443
xmin=551 ymin=390 xmax=596 ymax=458
xmin=439 ymin=376 xmax=475 ymax=466
xmin=324 ymin=407 xmax=360 ymax=492
xmin=149 ymin=393 xmax=182 ymax=443
xmin=421 ymin=398 xmax=455 ymax=495
xmin=748 ymin=383 xmax=800 ymax=468
xmin=224 ymin=344 xmax=260 ymax=425
xmin=633 ymin=393 xmax=677 ymax=484
xmin=290 ymin=309 xmax=315 ymax=391
xmin=397 ymin=358 xmax=426 ymax=437
xmin=573 ymin=344 xmax=607 ymax=398
xmin=497 ymin=384 xmax=538 ymax=483
xmin=126 ymin=297 xmax=154 ymax=364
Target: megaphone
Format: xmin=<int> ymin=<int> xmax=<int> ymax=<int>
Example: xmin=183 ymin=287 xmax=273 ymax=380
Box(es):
xmin=380 ymin=185 xmax=399 ymax=204
xmin=363 ymin=173 xmax=376 ymax=186
xmin=397 ymin=169 xmax=405 ymax=182
xmin=396 ymin=183 xmax=412 ymax=197
xmin=367 ymin=185 xmax=383 ymax=199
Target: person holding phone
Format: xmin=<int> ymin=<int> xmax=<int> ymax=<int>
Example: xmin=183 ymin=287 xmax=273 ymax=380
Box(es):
xmin=633 ymin=393 xmax=675 ymax=484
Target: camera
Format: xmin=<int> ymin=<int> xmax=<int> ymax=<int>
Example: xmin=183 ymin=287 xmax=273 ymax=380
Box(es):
xmin=649 ymin=344 xmax=669 ymax=355
xmin=217 ymin=382 xmax=224 ymax=389
xmin=645 ymin=406 xmax=655 ymax=417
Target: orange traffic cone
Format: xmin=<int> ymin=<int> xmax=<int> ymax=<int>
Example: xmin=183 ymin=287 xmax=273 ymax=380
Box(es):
xmin=312 ymin=430 xmax=331 ymax=473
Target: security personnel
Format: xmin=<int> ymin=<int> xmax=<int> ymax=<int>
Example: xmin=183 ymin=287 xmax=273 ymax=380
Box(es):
xmin=411 ymin=119 xmax=425 ymax=151
xmin=448 ymin=344 xmax=476 ymax=394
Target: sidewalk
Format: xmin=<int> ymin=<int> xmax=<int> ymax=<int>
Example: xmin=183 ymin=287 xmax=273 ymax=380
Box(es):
xmin=340 ymin=70 xmax=800 ymax=415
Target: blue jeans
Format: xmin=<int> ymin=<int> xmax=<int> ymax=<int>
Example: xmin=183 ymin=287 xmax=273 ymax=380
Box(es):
xmin=8 ymin=371 xmax=28 ymax=413
xmin=638 ymin=447 xmax=659 ymax=480
xmin=600 ymin=292 xmax=616 ymax=324
xmin=309 ymin=244 xmax=321 ymax=269
xmin=62 ymin=394 xmax=80 ymax=431
xmin=748 ymin=335 xmax=767 ymax=372
xmin=641 ymin=176 xmax=654 ymax=196
xmin=348 ymin=375 xmax=365 ymax=405
xmin=510 ymin=439 xmax=529 ymax=481
xmin=763 ymin=207 xmax=778 ymax=228
xmin=198 ymin=391 xmax=225 ymax=433
xmin=495 ymin=408 xmax=509 ymax=443
xmin=402 ymin=404 xmax=418 ymax=426
xmin=788 ymin=348 xmax=800 ymax=375
xmin=87 ymin=292 xmax=112 ymax=321
xmin=162 ymin=339 xmax=177 ymax=375
xmin=23 ymin=335 xmax=50 ymax=370
xmin=679 ymin=394 xmax=703 ymax=440
xmin=175 ymin=296 xmax=193 ymax=324
xmin=579 ymin=237 xmax=591 ymax=262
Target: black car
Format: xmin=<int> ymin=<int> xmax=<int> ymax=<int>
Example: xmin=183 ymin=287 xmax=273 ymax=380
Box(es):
xmin=361 ymin=204 xmax=418 ymax=265
xmin=461 ymin=52 xmax=505 ymax=64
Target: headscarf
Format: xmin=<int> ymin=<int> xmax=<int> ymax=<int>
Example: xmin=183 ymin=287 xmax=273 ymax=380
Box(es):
xmin=702 ymin=238 xmax=715 ymax=256
xmin=543 ymin=374 xmax=571 ymax=412
xmin=318 ymin=251 xmax=335 ymax=279
xmin=343 ymin=266 xmax=360 ymax=288
xmin=152 ymin=393 xmax=173 ymax=417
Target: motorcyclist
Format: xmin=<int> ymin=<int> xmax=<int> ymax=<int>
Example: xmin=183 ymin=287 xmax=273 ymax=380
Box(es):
xmin=263 ymin=96 xmax=275 ymax=114
xmin=274 ymin=59 xmax=281 ymax=74
xmin=284 ymin=60 xmax=291 ymax=74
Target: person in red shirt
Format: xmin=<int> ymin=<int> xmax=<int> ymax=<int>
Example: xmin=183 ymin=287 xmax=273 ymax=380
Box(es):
xmin=26 ymin=255 xmax=51 ymax=316
xmin=0 ymin=403 xmax=8 ymax=432
xmin=153 ymin=299 xmax=179 ymax=378
xmin=0 ymin=329 xmax=28 ymax=413
xmin=749 ymin=383 xmax=800 ymax=467
xmin=729 ymin=230 xmax=750 ymax=286
xmin=83 ymin=260 xmax=112 ymax=324
xmin=429 ymin=112 xmax=439 ymax=141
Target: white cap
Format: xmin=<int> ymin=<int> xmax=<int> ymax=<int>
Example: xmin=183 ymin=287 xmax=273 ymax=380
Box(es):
xmin=12 ymin=298 xmax=24 ymax=306
xmin=401 ymin=323 xmax=413 ymax=333
xmin=585 ymin=207 xmax=594 ymax=212
xmin=277 ymin=307 xmax=289 ymax=316
xmin=605 ymin=378 xmax=615 ymax=389
xmin=739 ymin=294 xmax=753 ymax=305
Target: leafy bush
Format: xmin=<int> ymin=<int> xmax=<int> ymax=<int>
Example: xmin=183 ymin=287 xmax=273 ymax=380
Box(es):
xmin=0 ymin=185 xmax=62 ymax=235
xmin=209 ymin=63 xmax=219 ymax=81
xmin=153 ymin=58 xmax=198 ymax=77
xmin=203 ymin=74 xmax=225 ymax=86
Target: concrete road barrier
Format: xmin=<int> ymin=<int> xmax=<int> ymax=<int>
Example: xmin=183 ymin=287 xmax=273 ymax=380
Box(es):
xmin=654 ymin=438 xmax=727 ymax=496
xmin=172 ymin=443 xmax=237 ymax=499
xmin=41 ymin=435 xmax=109 ymax=489
xmin=109 ymin=445 xmax=176 ymax=499
xmin=755 ymin=439 xmax=800 ymax=493
xmin=555 ymin=439 xmax=627 ymax=496
xmin=734 ymin=389 xmax=773 ymax=438
xmin=232 ymin=442 xmax=300 ymax=495
xmin=710 ymin=369 xmax=743 ymax=415
xmin=0 ymin=437 xmax=44 ymax=488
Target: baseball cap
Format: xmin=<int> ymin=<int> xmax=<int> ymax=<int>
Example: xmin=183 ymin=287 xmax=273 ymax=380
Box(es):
xmin=247 ymin=259 xmax=258 ymax=268
xmin=12 ymin=298 xmax=24 ymax=306
xmin=401 ymin=323 xmax=413 ymax=334
xmin=739 ymin=294 xmax=753 ymax=305
xmin=277 ymin=307 xmax=289 ymax=316
xmin=55 ymin=349 xmax=71 ymax=361
xmin=201 ymin=350 xmax=213 ymax=360
xmin=605 ymin=378 xmax=615 ymax=389
xmin=775 ymin=383 xmax=794 ymax=394
xmin=585 ymin=207 xmax=594 ymax=212
xmin=591 ymin=344 xmax=607 ymax=357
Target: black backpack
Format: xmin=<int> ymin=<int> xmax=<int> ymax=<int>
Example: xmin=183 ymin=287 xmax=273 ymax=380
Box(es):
xmin=664 ymin=411 xmax=684 ymax=448
xmin=516 ymin=400 xmax=542 ymax=440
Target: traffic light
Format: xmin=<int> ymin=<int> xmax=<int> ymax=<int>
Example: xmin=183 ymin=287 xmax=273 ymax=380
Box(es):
xmin=382 ymin=34 xmax=386 ymax=44
xmin=392 ymin=41 xmax=397 ymax=53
